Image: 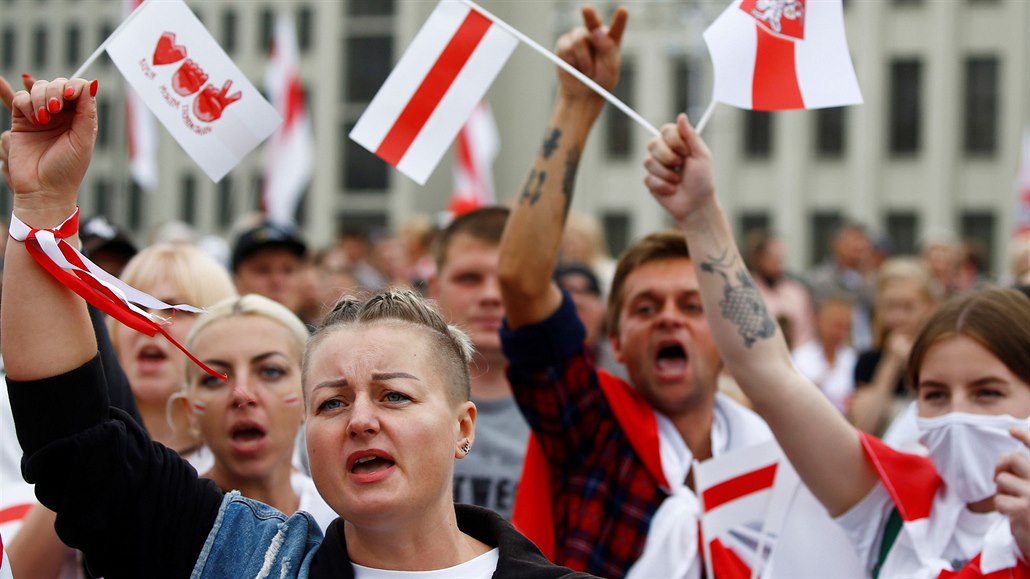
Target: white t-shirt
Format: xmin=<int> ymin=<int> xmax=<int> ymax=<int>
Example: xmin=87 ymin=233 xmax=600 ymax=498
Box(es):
xmin=790 ymin=341 xmax=857 ymax=414
xmin=292 ymin=471 xmax=337 ymax=532
xmin=351 ymin=548 xmax=498 ymax=579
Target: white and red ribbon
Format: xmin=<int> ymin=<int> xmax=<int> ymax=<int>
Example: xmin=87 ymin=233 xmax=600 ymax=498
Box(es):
xmin=9 ymin=208 xmax=225 ymax=380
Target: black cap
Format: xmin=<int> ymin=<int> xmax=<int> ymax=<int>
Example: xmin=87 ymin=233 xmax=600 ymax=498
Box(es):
xmin=231 ymin=221 xmax=307 ymax=271
xmin=80 ymin=215 xmax=138 ymax=262
xmin=554 ymin=263 xmax=602 ymax=297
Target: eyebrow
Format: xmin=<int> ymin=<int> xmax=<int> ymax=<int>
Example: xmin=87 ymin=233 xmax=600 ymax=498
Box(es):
xmin=310 ymin=372 xmax=420 ymax=392
xmin=200 ymin=351 xmax=292 ymax=369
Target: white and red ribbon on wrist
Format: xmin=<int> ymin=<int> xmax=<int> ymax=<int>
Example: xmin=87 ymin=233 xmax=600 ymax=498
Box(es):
xmin=9 ymin=208 xmax=226 ymax=380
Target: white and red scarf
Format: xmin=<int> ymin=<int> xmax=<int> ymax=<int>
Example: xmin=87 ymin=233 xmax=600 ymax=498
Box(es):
xmin=860 ymin=432 xmax=1030 ymax=579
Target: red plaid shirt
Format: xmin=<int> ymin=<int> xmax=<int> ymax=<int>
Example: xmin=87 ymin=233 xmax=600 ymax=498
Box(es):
xmin=502 ymin=294 xmax=669 ymax=577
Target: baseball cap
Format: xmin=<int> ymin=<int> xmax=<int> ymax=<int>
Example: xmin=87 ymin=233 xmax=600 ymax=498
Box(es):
xmin=80 ymin=215 xmax=138 ymax=264
xmin=231 ymin=221 xmax=307 ymax=271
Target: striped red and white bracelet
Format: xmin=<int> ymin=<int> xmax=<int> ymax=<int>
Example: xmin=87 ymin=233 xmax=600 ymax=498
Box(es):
xmin=9 ymin=208 xmax=225 ymax=379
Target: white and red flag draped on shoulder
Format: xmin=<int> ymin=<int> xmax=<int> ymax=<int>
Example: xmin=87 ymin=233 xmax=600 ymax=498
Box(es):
xmin=0 ymin=536 xmax=11 ymax=579
xmin=1015 ymin=126 xmax=1030 ymax=238
xmin=123 ymin=0 xmax=158 ymax=190
xmin=105 ymin=0 xmax=280 ymax=181
xmin=350 ymin=0 xmax=517 ymax=185
xmin=450 ymin=100 xmax=499 ymax=215
xmin=703 ymin=0 xmax=862 ymax=111
xmin=262 ymin=11 xmax=313 ymax=226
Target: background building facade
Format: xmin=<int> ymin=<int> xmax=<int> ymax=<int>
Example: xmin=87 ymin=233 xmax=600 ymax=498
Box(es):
xmin=1 ymin=0 xmax=1027 ymax=275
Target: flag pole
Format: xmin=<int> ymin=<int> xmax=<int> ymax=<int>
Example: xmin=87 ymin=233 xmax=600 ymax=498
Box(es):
xmin=695 ymin=99 xmax=717 ymax=135
xmin=72 ymin=0 xmax=151 ymax=79
xmin=461 ymin=0 xmax=659 ymax=138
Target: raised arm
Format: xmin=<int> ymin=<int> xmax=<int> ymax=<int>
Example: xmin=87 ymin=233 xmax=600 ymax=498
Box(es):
xmin=2 ymin=75 xmax=97 ymax=380
xmin=643 ymin=115 xmax=878 ymax=516
xmin=498 ymin=6 xmax=627 ymax=328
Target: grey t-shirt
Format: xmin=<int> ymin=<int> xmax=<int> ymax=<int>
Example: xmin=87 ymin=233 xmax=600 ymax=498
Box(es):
xmin=452 ymin=395 xmax=529 ymax=520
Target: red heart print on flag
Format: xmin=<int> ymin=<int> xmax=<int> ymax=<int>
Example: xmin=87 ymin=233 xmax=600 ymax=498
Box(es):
xmin=152 ymin=31 xmax=187 ymax=65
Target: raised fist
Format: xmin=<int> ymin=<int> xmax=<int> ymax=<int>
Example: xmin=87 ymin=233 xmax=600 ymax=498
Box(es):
xmin=172 ymin=59 xmax=208 ymax=97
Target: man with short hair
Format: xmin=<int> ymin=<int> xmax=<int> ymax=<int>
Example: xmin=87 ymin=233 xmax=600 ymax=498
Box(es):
xmin=231 ymin=221 xmax=307 ymax=314
xmin=430 ymin=207 xmax=528 ymax=520
xmin=497 ymin=6 xmax=856 ymax=577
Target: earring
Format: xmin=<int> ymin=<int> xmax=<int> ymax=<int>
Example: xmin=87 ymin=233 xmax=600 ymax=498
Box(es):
xmin=461 ymin=440 xmax=471 ymax=455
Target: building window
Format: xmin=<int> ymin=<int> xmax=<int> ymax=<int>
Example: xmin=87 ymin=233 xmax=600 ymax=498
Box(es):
xmin=2 ymin=28 xmax=15 ymax=69
xmin=738 ymin=212 xmax=771 ymax=239
xmin=128 ymin=181 xmax=143 ymax=230
xmin=218 ymin=176 xmax=234 ymax=228
xmin=605 ymin=59 xmax=635 ymax=159
xmin=602 ymin=211 xmax=631 ymax=258
xmin=348 ymin=0 xmax=395 ymax=16
xmin=260 ymin=8 xmax=275 ymax=52
xmin=893 ymin=0 xmax=923 ymax=5
xmin=672 ymin=56 xmax=691 ymax=118
xmin=345 ymin=36 xmax=392 ymax=103
xmin=221 ymin=8 xmax=237 ymax=54
xmin=94 ymin=179 xmax=111 ymax=218
xmin=96 ymin=98 xmax=111 ymax=150
xmin=889 ymin=59 xmax=922 ymax=155
xmin=810 ymin=211 xmax=843 ymax=267
xmin=98 ymin=23 xmax=114 ymax=69
xmin=744 ymin=111 xmax=773 ymax=158
xmin=963 ymin=56 xmax=998 ymax=156
xmin=886 ymin=211 xmax=918 ymax=256
xmin=65 ymin=24 xmax=81 ymax=68
xmin=298 ymin=5 xmax=314 ymax=53
xmin=180 ymin=174 xmax=197 ymax=223
xmin=343 ymin=123 xmax=388 ymax=191
xmin=33 ymin=26 xmax=47 ymax=68
xmin=815 ymin=107 xmax=846 ymax=158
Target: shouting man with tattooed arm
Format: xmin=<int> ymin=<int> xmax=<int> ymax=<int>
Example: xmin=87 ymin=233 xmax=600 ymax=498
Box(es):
xmin=496 ymin=6 xmax=780 ymax=578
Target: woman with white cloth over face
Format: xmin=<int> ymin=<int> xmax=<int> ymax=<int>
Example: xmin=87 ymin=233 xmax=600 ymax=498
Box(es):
xmin=643 ymin=113 xmax=1030 ymax=578
xmin=1 ymin=77 xmax=592 ymax=578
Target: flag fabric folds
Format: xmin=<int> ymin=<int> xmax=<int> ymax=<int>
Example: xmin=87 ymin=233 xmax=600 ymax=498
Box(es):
xmin=350 ymin=0 xmax=517 ymax=185
xmin=105 ymin=0 xmax=281 ymax=182
xmin=703 ymin=0 xmax=862 ymax=111
xmin=123 ymin=0 xmax=158 ymax=190
xmin=451 ymin=100 xmax=499 ymax=215
xmin=262 ymin=12 xmax=313 ymax=226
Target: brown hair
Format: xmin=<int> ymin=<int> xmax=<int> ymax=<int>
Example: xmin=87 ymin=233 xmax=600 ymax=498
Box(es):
xmin=908 ymin=287 xmax=1030 ymax=389
xmin=432 ymin=207 xmax=509 ymax=271
xmin=605 ymin=230 xmax=691 ymax=336
xmin=304 ymin=289 xmax=474 ymax=403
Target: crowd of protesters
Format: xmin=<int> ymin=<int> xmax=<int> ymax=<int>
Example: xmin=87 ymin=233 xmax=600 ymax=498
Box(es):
xmin=0 ymin=4 xmax=1029 ymax=579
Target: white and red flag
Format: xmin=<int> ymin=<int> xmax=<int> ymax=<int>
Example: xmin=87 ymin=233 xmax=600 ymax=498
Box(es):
xmin=105 ymin=0 xmax=280 ymax=182
xmin=262 ymin=12 xmax=313 ymax=226
xmin=450 ymin=100 xmax=499 ymax=215
xmin=1015 ymin=126 xmax=1030 ymax=237
xmin=350 ymin=0 xmax=517 ymax=185
xmin=123 ymin=0 xmax=158 ymax=190
xmin=703 ymin=0 xmax=862 ymax=111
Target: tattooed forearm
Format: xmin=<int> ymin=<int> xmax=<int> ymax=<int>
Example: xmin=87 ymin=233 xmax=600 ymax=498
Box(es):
xmin=519 ymin=169 xmax=546 ymax=206
xmin=700 ymin=250 xmax=777 ymax=348
xmin=561 ymin=147 xmax=581 ymax=220
xmin=542 ymin=128 xmax=562 ymax=159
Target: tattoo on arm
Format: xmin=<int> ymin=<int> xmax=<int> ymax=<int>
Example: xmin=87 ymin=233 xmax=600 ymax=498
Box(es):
xmin=519 ymin=169 xmax=546 ymax=206
xmin=542 ymin=128 xmax=562 ymax=159
xmin=561 ymin=147 xmax=581 ymax=220
xmin=700 ymin=250 xmax=777 ymax=348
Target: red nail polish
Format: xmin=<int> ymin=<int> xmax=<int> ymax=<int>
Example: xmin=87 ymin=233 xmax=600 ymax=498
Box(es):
xmin=47 ymin=97 xmax=60 ymax=113
xmin=64 ymin=86 xmax=75 ymax=99
xmin=89 ymin=79 xmax=98 ymax=97
xmin=21 ymin=73 xmax=30 ymax=80
xmin=37 ymin=106 xmax=49 ymax=124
